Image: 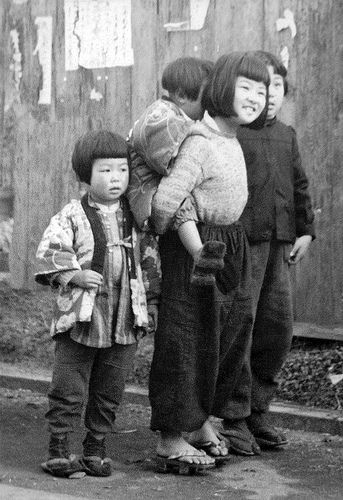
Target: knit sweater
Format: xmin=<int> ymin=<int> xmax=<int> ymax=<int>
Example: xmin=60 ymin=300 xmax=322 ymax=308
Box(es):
xmin=151 ymin=116 xmax=248 ymax=234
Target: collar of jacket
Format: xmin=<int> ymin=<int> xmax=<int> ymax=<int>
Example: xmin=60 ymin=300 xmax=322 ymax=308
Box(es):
xmin=81 ymin=193 xmax=137 ymax=280
xmin=265 ymin=116 xmax=277 ymax=127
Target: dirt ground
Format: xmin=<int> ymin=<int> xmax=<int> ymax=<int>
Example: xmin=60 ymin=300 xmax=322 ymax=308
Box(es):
xmin=1 ymin=387 xmax=342 ymax=500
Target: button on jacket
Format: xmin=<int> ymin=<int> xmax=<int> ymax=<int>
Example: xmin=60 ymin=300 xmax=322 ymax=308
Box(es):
xmin=237 ymin=118 xmax=315 ymax=243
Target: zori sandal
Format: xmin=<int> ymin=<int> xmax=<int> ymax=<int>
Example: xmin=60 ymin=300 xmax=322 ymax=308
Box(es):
xmin=247 ymin=412 xmax=288 ymax=449
xmin=155 ymin=454 xmax=215 ymax=475
xmin=188 ymin=440 xmax=231 ymax=466
xmin=220 ymin=419 xmax=261 ymax=456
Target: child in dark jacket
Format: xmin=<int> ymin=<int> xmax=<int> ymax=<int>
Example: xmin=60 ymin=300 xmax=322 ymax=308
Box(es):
xmin=35 ymin=130 xmax=160 ymax=478
xmin=221 ymin=51 xmax=315 ymax=455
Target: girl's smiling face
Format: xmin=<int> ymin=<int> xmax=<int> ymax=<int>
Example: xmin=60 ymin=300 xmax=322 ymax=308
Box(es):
xmin=232 ymin=76 xmax=267 ymax=125
xmin=89 ymin=158 xmax=129 ymax=205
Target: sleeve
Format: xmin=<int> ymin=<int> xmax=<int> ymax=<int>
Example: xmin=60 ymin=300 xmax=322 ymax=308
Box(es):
xmin=126 ymin=138 xmax=161 ymax=230
xmin=139 ymin=231 xmax=161 ymax=305
xmin=291 ymin=128 xmax=316 ymax=239
xmin=35 ymin=204 xmax=82 ymax=286
xmin=151 ymin=136 xmax=207 ymax=234
xmin=172 ymin=196 xmax=199 ymax=230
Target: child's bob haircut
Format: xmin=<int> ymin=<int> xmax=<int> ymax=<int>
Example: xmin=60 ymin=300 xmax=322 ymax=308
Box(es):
xmin=252 ymin=50 xmax=288 ymax=95
xmin=162 ymin=57 xmax=213 ymax=101
xmin=72 ymin=130 xmax=128 ymax=185
xmin=202 ymin=51 xmax=270 ymax=118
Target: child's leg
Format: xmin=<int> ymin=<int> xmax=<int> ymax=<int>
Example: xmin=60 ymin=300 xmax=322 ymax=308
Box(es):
xmin=249 ymin=240 xmax=293 ymax=412
xmin=247 ymin=240 xmax=292 ymax=448
xmin=82 ymin=342 xmax=136 ymax=476
xmin=43 ymin=333 xmax=95 ymax=477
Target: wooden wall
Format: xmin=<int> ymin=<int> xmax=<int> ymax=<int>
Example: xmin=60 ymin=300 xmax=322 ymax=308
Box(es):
xmin=0 ymin=0 xmax=342 ymax=332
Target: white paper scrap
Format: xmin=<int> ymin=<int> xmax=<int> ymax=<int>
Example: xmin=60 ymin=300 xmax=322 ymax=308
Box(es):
xmin=33 ymin=17 xmax=53 ymax=105
xmin=64 ymin=0 xmax=134 ymax=70
xmin=276 ymin=9 xmax=297 ymax=38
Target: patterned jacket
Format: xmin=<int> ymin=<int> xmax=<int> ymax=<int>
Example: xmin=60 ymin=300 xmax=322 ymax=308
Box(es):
xmin=127 ymin=96 xmax=203 ymax=230
xmin=35 ymin=195 xmax=160 ymax=345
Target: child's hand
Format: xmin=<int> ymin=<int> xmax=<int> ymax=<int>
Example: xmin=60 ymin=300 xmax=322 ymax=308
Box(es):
xmin=147 ymin=304 xmax=158 ymax=333
xmin=70 ymin=270 xmax=103 ymax=289
xmin=289 ymin=235 xmax=312 ymax=265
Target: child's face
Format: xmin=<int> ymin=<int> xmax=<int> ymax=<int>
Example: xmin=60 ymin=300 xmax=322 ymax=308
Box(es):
xmin=232 ymin=76 xmax=267 ymax=125
xmin=266 ymin=66 xmax=285 ymax=119
xmin=89 ymin=158 xmax=129 ymax=205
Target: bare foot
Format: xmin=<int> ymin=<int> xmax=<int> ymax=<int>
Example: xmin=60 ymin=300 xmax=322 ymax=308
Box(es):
xmin=157 ymin=433 xmax=215 ymax=465
xmin=189 ymin=420 xmax=228 ymax=457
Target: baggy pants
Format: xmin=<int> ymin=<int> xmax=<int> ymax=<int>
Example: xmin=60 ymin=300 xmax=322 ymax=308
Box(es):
xmin=149 ymin=223 xmax=253 ymax=432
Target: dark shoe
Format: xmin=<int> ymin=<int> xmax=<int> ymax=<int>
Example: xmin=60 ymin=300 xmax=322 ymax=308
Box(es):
xmin=191 ymin=241 xmax=227 ymax=286
xmin=41 ymin=435 xmax=85 ymax=478
xmin=220 ymin=419 xmax=261 ymax=456
xmin=247 ymin=412 xmax=288 ymax=449
xmin=82 ymin=432 xmax=112 ymax=477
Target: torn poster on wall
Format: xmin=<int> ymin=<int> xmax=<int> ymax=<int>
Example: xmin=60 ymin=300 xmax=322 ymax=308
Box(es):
xmin=164 ymin=0 xmax=210 ymax=31
xmin=64 ymin=0 xmax=134 ymax=70
xmin=33 ymin=17 xmax=53 ymax=105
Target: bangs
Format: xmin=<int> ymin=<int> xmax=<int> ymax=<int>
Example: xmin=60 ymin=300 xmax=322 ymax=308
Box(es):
xmin=90 ymin=131 xmax=127 ymax=160
xmin=238 ymin=54 xmax=270 ymax=87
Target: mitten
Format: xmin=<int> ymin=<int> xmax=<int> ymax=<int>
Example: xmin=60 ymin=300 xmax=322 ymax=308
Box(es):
xmin=190 ymin=241 xmax=226 ymax=287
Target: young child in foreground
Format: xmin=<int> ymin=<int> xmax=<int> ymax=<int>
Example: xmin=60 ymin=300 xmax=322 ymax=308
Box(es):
xmin=35 ymin=130 xmax=160 ymax=478
xmin=127 ymin=57 xmax=226 ymax=285
xmin=222 ymin=50 xmax=316 ymax=456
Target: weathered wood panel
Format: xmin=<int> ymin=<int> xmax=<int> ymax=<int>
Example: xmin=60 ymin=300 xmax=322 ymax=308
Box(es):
xmin=0 ymin=0 xmax=342 ymax=335
xmin=291 ymin=0 xmax=343 ymax=325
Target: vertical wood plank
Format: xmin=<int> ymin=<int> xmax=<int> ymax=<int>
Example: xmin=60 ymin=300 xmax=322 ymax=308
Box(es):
xmin=290 ymin=0 xmax=341 ymax=323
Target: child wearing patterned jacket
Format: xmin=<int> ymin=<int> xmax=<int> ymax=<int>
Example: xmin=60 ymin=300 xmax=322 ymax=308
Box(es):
xmin=35 ymin=130 xmax=160 ymax=478
xmin=127 ymin=57 xmax=227 ymax=285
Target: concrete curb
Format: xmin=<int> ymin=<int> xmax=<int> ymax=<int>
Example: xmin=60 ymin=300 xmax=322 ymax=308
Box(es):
xmin=1 ymin=369 xmax=342 ymax=437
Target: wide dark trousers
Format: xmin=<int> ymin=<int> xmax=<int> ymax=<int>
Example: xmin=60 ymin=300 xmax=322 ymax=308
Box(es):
xmin=149 ymin=223 xmax=253 ymax=433
xmin=46 ymin=333 xmax=136 ymax=435
xmin=249 ymin=240 xmax=293 ymax=412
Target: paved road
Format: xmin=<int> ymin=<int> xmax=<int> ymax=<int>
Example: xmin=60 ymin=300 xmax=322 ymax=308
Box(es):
xmin=0 ymin=387 xmax=342 ymax=500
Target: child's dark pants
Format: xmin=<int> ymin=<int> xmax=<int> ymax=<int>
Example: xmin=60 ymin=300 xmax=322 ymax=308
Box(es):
xmin=249 ymin=240 xmax=293 ymax=412
xmin=46 ymin=333 xmax=136 ymax=435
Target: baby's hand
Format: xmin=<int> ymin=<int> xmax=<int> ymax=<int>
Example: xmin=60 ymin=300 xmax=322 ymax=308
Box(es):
xmin=70 ymin=270 xmax=103 ymax=289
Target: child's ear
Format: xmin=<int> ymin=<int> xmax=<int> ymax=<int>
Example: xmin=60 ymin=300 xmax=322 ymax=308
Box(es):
xmin=174 ymin=90 xmax=186 ymax=105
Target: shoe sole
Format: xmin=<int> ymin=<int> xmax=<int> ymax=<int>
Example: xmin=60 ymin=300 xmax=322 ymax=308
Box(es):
xmin=155 ymin=456 xmax=215 ymax=475
xmin=255 ymin=437 xmax=289 ymax=450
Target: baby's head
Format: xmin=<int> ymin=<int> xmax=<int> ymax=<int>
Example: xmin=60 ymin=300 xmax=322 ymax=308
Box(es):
xmin=252 ymin=50 xmax=288 ymax=119
xmin=202 ymin=51 xmax=270 ymax=126
xmin=72 ymin=130 xmax=129 ymax=204
xmin=162 ymin=57 xmax=213 ymax=120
